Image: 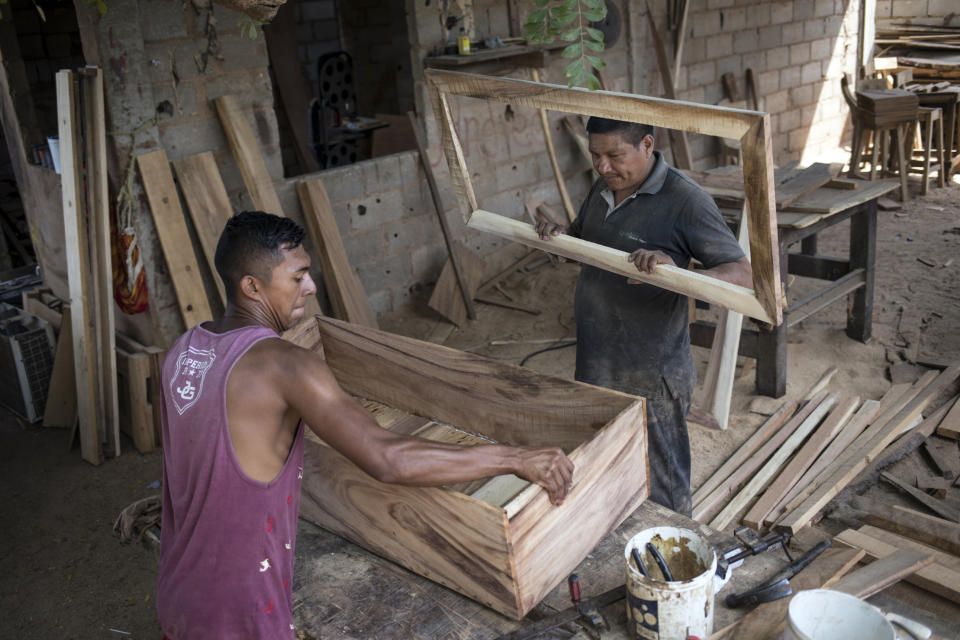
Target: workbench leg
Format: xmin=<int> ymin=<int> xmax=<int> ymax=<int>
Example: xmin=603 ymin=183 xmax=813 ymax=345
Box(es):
xmin=801 ymin=235 xmax=817 ymax=255
xmin=847 ymin=202 xmax=876 ymax=343
xmin=756 ymin=242 xmax=789 ymax=398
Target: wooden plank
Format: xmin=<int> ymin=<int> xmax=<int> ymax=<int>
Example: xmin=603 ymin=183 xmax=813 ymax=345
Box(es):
xmin=776 ymin=366 xmax=960 ymax=534
xmin=774 ymin=162 xmax=843 ymax=208
xmin=424 ymin=69 xmax=783 ymax=325
xmin=467 ymin=210 xmax=773 ymax=323
xmin=699 ymin=205 xmax=750 ymax=430
xmin=296 ymin=177 xmax=378 ymax=328
xmin=214 ymin=94 xmax=284 ymax=214
xmin=115 ymin=347 xmax=156 ymax=453
xmin=81 ymin=67 xmax=119 ymax=457
xmin=861 ymin=525 xmax=960 ymax=573
xmin=691 ymin=400 xmax=797 ymax=508
xmin=136 ymin=149 xmax=214 ymax=328
xmin=42 ymin=305 xmax=76 ymax=428
xmin=56 ymin=70 xmax=100 ymax=465
xmin=923 ymin=438 xmax=959 ymax=480
xmin=427 ymin=242 xmax=484 ymax=327
xmin=829 ymin=548 xmax=935 ymax=599
xmin=767 ymin=399 xmax=880 ymax=524
xmin=880 ymin=471 xmax=960 ymax=523
xmin=644 ymin=0 xmax=692 ymax=170
xmin=263 ymin=3 xmax=319 ymax=174
xmin=693 ymin=395 xmax=823 ymax=524
xmin=709 ymin=392 xmax=838 ymax=530
xmin=781 ymin=179 xmax=899 ymax=214
xmin=937 ymin=395 xmax=960 ymax=440
xmin=172 ymin=152 xmax=234 ymax=306
xmin=853 ymin=484 xmax=960 ymax=550
xmin=709 ymin=546 xmax=865 ymax=640
xmin=530 ymin=69 xmax=576 ymax=222
xmin=743 ymin=394 xmax=860 ymax=529
xmin=408 ymin=111 xmax=476 ymax=320
xmin=835 ymin=528 xmax=960 ymax=603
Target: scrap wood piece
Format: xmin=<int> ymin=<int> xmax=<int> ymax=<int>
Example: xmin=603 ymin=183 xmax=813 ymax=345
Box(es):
xmin=834 ymin=528 xmax=960 ymax=603
xmin=801 ymin=366 xmax=839 ymax=402
xmin=408 ymin=110 xmax=476 ymax=321
xmin=915 ymin=470 xmax=951 ymax=498
xmin=923 ymin=438 xmax=959 ymax=480
xmin=820 ymin=400 xmax=954 ymax=517
xmin=850 ymin=495 xmax=960 ymax=557
xmin=530 ymin=69 xmax=577 ymax=223
xmin=115 ymin=347 xmax=157 ymax=454
xmin=775 ymin=366 xmax=959 ymax=534
xmin=937 ymin=395 xmax=960 ymax=440
xmin=880 ymin=472 xmax=960 ymax=523
xmin=43 ymin=305 xmax=76 ymax=428
xmin=826 ymin=177 xmax=860 ymax=189
xmin=709 ymin=391 xmax=838 ymax=530
xmin=774 ymin=162 xmax=844 ymax=209
xmin=860 ymin=525 xmax=960 ymax=574
xmin=56 ymin=69 xmax=100 ymax=465
xmin=468 ymin=210 xmax=773 ymax=324
xmin=708 ymin=546 xmax=865 ymax=640
xmin=743 ymin=394 xmax=860 ymax=529
xmin=828 ymin=548 xmax=935 ymax=599
xmin=137 ymin=149 xmax=214 ymax=329
xmin=172 ymin=152 xmax=235 ymax=306
xmin=693 ymin=395 xmax=822 ymax=524
xmin=691 ymin=400 xmax=798 ymax=509
xmin=644 ymin=0 xmax=692 ymax=170
xmin=428 ymin=241 xmax=485 ymax=327
xmin=768 ymin=399 xmax=880 ymax=525
xmin=699 ymin=205 xmax=750 ymax=430
xmin=214 ymin=94 xmax=284 ymax=214
xmin=296 ymin=178 xmax=378 ymax=328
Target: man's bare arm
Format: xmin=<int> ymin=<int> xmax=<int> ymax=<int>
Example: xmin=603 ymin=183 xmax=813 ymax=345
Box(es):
xmin=699 ymin=256 xmax=752 ymax=288
xmin=277 ymin=343 xmax=574 ymax=504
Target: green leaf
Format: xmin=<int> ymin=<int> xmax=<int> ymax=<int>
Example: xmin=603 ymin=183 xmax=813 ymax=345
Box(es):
xmin=585 ymin=72 xmax=601 ymax=91
xmin=534 ymin=0 xmax=551 ymax=7
xmin=585 ymin=26 xmax=604 ymax=42
xmin=561 ymin=0 xmax=577 ymax=10
xmin=561 ymin=42 xmax=582 ymax=58
xmin=585 ymin=54 xmax=606 ymax=70
xmin=95 ymin=0 xmax=106 ymax=15
xmin=583 ymin=0 xmax=604 ymax=9
xmin=560 ymin=28 xmax=579 ymax=41
xmin=584 ymin=38 xmax=603 ymax=51
xmin=566 ymin=61 xmax=586 ymax=88
xmin=583 ymin=9 xmax=605 ymax=21
xmin=527 ymin=8 xmax=548 ymax=23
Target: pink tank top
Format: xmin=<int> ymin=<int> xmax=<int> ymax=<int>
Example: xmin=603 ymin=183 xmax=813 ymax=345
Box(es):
xmin=157 ymin=324 xmax=304 ymax=640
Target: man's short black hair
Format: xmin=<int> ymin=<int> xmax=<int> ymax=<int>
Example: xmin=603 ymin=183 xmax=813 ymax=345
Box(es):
xmin=214 ymin=210 xmax=306 ymax=301
xmin=585 ymin=118 xmax=654 ymax=147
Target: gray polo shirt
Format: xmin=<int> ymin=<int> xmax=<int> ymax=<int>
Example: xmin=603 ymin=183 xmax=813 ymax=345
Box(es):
xmin=568 ymin=150 xmax=744 ymax=399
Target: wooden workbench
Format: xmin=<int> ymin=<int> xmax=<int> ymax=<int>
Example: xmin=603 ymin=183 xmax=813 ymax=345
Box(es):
xmin=690 ymin=179 xmax=900 ymax=397
xmin=292 ymin=500 xmax=788 ymax=639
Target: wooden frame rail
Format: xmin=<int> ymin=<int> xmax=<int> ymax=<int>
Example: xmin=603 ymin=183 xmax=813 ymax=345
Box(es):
xmin=425 ymin=69 xmax=783 ymax=325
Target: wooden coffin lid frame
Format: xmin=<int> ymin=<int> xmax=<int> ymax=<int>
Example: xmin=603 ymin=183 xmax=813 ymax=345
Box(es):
xmin=424 ymin=69 xmax=784 ymax=325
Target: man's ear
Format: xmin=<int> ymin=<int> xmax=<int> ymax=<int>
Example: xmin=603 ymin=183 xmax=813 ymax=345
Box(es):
xmin=238 ymin=274 xmax=263 ymax=301
xmin=641 ymin=134 xmax=655 ymax=152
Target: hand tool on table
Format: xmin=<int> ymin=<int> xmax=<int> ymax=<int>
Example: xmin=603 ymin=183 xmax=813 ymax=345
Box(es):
xmin=715 ymin=525 xmax=793 ymax=581
xmin=724 ymin=539 xmax=831 ymax=608
xmin=495 ymin=579 xmax=622 ymax=640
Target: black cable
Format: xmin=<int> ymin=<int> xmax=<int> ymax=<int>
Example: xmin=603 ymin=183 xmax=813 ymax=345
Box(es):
xmin=519 ymin=340 xmax=577 ymax=367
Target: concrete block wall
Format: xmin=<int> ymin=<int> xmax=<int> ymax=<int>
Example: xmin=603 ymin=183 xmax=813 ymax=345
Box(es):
xmin=293 ymin=0 xmax=340 ymax=90
xmin=647 ymin=0 xmax=860 ymax=167
xmin=877 ymin=0 xmax=957 ymax=23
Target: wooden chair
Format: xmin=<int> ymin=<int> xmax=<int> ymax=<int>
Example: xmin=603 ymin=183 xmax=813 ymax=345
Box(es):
xmin=904 ymin=106 xmax=947 ymax=195
xmin=841 ymin=74 xmax=911 ymax=201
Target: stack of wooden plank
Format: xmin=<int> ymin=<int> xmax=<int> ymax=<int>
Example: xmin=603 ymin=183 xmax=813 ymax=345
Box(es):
xmin=692 ymin=365 xmax=960 ymax=534
xmin=877 ymin=21 xmax=960 ymax=81
xmin=855 ymin=88 xmax=919 ymax=127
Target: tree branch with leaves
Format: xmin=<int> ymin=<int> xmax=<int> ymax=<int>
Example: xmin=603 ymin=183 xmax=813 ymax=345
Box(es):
xmin=523 ymin=0 xmax=607 ymax=89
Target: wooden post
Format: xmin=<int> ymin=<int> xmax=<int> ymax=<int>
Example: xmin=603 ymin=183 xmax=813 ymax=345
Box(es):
xmin=530 ymin=69 xmax=577 ymax=222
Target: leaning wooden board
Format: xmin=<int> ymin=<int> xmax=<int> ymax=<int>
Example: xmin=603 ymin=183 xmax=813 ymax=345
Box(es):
xmin=286 ymin=315 xmax=649 ymax=619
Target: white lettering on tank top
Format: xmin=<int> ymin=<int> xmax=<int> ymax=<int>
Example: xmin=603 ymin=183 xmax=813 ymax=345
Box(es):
xmin=169 ymin=346 xmax=217 ymax=415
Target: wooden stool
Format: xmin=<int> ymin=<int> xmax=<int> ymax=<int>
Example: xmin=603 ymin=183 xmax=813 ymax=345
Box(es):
xmin=905 ymin=106 xmax=947 ymax=195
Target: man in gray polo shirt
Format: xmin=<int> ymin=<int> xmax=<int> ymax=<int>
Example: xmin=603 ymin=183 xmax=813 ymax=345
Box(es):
xmin=536 ymin=117 xmax=751 ymax=516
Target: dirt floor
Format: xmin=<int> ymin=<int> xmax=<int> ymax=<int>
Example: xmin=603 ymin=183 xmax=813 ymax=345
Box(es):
xmin=1 ymin=175 xmax=959 ymax=639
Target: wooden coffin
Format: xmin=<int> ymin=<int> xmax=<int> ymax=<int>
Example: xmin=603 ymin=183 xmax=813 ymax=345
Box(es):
xmin=285 ymin=316 xmax=649 ymax=619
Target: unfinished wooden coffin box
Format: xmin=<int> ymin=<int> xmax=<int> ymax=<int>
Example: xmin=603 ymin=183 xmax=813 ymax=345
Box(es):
xmin=286 ymin=316 xmax=649 ymax=619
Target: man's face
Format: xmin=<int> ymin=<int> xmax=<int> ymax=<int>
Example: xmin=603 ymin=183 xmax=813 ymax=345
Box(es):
xmin=261 ymin=245 xmax=316 ymax=330
xmin=589 ymin=131 xmax=655 ymax=194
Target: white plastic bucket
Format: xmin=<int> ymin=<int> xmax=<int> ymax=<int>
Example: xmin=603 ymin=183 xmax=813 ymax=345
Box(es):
xmin=784 ymin=590 xmax=930 ymax=640
xmin=624 ymin=526 xmax=717 ymax=640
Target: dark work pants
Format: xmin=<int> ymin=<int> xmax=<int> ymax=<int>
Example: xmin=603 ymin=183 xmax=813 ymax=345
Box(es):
xmin=645 ymin=378 xmax=692 ymax=517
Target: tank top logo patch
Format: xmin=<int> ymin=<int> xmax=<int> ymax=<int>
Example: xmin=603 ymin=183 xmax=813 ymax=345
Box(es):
xmin=170 ymin=346 xmax=217 ymax=415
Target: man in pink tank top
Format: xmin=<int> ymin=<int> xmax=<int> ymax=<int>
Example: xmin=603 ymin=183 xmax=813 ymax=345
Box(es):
xmin=157 ymin=211 xmax=574 ymax=639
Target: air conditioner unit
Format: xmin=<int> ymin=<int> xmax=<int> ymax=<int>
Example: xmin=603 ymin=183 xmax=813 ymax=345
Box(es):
xmin=0 ymin=302 xmax=55 ymax=422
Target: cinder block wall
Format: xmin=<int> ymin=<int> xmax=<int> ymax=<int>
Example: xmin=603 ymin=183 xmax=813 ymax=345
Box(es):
xmin=878 ymin=0 xmax=955 ymax=23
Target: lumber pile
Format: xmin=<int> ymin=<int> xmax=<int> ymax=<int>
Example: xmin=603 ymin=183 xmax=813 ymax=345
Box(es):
xmin=693 ymin=365 xmax=960 ymax=534
xmin=877 ymin=21 xmax=960 ymax=81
